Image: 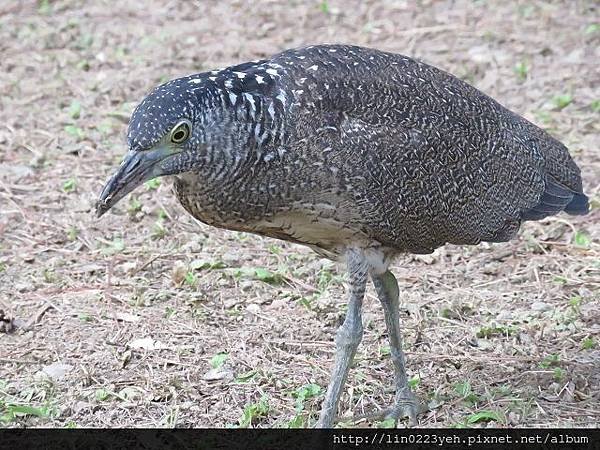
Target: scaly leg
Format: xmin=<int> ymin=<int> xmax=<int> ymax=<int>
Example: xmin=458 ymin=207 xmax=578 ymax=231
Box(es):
xmin=371 ymin=270 xmax=420 ymax=425
xmin=316 ymin=249 xmax=368 ymax=428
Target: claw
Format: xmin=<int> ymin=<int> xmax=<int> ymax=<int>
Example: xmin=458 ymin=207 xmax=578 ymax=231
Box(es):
xmin=387 ymin=390 xmax=421 ymax=426
xmin=384 ymin=403 xmax=419 ymax=427
xmin=356 ymin=390 xmax=424 ymax=427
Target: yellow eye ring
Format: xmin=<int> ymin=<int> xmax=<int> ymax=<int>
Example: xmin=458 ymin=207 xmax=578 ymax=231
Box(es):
xmin=170 ymin=120 xmax=191 ymax=144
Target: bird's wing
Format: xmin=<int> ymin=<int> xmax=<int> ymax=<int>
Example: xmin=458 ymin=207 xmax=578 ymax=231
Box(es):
xmin=314 ymin=114 xmax=581 ymax=253
xmin=271 ymin=44 xmax=588 ymax=251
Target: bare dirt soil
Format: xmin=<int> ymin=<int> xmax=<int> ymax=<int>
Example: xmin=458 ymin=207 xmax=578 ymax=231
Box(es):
xmin=1 ymin=0 xmax=598 ymax=428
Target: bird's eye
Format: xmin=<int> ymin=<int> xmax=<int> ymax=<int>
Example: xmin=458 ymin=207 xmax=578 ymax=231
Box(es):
xmin=170 ymin=121 xmax=191 ymax=144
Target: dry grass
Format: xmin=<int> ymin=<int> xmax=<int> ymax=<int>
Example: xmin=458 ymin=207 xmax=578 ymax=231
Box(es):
xmin=0 ymin=0 xmax=598 ymax=428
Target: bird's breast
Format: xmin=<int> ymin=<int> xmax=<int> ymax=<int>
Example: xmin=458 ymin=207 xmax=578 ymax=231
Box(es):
xmin=173 ymin=173 xmax=249 ymax=229
xmin=172 ymin=171 xmax=376 ymax=255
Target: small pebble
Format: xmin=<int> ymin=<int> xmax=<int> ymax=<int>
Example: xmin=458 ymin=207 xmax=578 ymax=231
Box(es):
xmin=531 ymin=302 xmax=551 ymax=312
xmin=246 ymin=303 xmax=260 ymax=314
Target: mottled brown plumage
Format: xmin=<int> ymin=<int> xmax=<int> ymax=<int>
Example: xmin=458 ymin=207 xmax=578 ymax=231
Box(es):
xmin=97 ymin=44 xmax=589 ymax=427
xmin=163 ymin=45 xmax=588 ymax=259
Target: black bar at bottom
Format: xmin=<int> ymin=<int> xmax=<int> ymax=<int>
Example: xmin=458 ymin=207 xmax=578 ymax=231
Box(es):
xmin=1 ymin=428 xmax=599 ymax=450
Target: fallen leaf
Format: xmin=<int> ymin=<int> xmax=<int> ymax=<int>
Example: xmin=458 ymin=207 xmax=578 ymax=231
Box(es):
xmin=112 ymin=311 xmax=141 ymax=323
xmin=128 ymin=337 xmax=167 ymax=350
xmin=40 ymin=362 xmax=73 ymax=380
xmin=203 ymin=367 xmax=234 ymax=381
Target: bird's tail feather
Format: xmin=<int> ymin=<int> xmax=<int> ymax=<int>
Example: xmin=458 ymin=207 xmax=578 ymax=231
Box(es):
xmin=564 ymin=192 xmax=590 ymax=215
xmin=522 ymin=176 xmax=589 ymax=221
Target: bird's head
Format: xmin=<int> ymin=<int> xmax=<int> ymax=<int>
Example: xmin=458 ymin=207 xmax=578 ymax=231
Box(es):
xmin=96 ymin=75 xmax=234 ymax=217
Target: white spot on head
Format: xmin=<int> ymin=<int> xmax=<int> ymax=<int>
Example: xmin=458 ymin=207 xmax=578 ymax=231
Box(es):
xmin=254 ymin=124 xmax=264 ymax=144
xmin=328 ymin=49 xmax=337 ymax=53
xmin=243 ymin=93 xmax=256 ymax=110
xmin=224 ymin=79 xmax=233 ymax=89
xmin=266 ymin=68 xmax=278 ymax=76
xmin=268 ymin=102 xmax=276 ymax=120
xmin=309 ymin=65 xmax=318 ymax=71
xmin=297 ymin=55 xmax=305 ymax=60
xmin=233 ymin=71 xmax=246 ymax=79
xmin=255 ymin=75 xmax=265 ymax=84
xmin=208 ymin=76 xmax=217 ymax=81
xmin=276 ymin=92 xmax=286 ymax=106
xmin=189 ymin=78 xmax=202 ymax=84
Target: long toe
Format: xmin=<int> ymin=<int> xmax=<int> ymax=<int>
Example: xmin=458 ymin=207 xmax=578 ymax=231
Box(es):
xmin=385 ymin=399 xmax=420 ymax=427
xmin=378 ymin=388 xmax=424 ymax=427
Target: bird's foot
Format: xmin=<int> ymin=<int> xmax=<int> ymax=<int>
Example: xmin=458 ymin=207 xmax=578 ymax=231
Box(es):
xmin=357 ymin=388 xmax=423 ymax=427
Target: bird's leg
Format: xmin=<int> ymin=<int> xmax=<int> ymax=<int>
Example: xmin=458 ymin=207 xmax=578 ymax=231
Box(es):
xmin=371 ymin=270 xmax=420 ymax=426
xmin=316 ymin=249 xmax=368 ymax=428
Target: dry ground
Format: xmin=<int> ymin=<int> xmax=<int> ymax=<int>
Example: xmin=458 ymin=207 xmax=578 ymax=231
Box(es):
xmin=1 ymin=0 xmax=599 ymax=428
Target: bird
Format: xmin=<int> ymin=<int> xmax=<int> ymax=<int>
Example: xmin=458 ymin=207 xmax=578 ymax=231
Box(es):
xmin=96 ymin=44 xmax=590 ymax=428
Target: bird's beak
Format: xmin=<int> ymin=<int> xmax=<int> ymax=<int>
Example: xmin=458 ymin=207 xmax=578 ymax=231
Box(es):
xmin=96 ymin=146 xmax=174 ymax=217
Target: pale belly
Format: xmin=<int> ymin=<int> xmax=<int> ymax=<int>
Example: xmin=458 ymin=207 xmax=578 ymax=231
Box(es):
xmin=172 ymin=173 xmax=396 ymax=270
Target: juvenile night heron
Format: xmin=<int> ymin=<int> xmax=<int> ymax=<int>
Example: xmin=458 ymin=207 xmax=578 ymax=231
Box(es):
xmin=97 ymin=44 xmax=589 ymax=427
